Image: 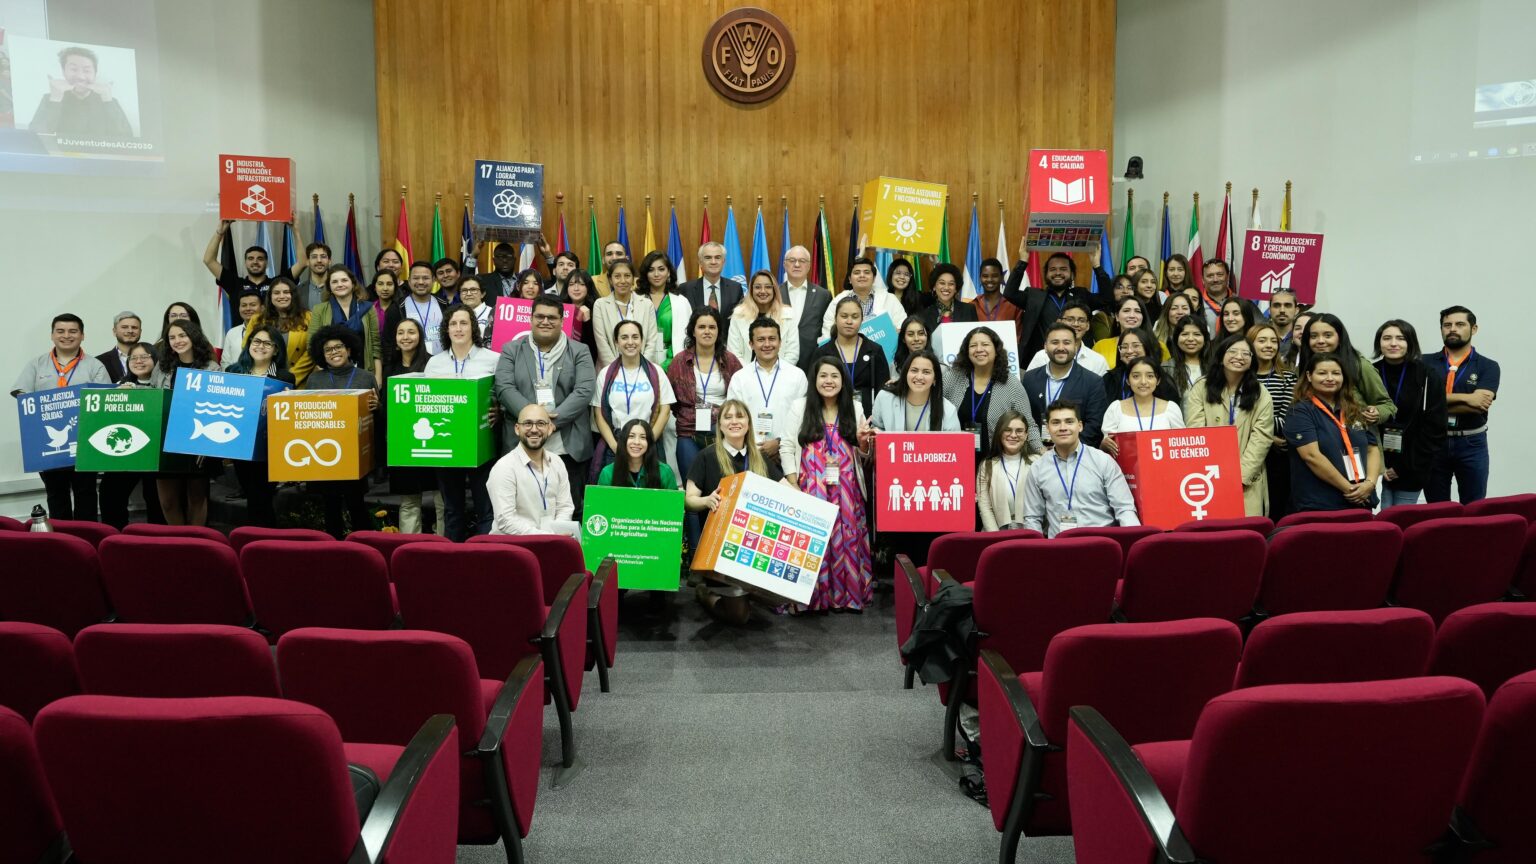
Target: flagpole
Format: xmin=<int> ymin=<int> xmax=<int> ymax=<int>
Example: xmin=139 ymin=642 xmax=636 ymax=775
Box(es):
xmin=1282 ymin=180 xmax=1293 ymax=231
xmin=851 ymin=192 xmax=860 ymax=259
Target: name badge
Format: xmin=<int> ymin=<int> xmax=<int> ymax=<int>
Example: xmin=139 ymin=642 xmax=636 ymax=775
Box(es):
xmin=1381 ymin=429 xmax=1404 ymax=453
xmin=756 ymin=411 xmax=774 ymax=443
xmin=696 ymin=403 xmax=713 ymax=433
xmin=1058 ymin=511 xmax=1077 ymax=527
xmin=536 ymin=387 xmax=556 ymax=409
xmin=973 ymin=431 xmax=982 ymax=451
xmin=825 ymin=463 xmax=841 ymax=485
xmin=1344 ymin=452 xmax=1366 ymax=482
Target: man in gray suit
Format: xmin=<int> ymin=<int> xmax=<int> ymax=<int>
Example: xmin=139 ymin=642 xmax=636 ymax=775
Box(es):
xmin=494 ymin=294 xmax=598 ymax=513
xmin=778 ymin=245 xmax=831 ymax=371
xmin=679 ymin=241 xmax=743 ymax=321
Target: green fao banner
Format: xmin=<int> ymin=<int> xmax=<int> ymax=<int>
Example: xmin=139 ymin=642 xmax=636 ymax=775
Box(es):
xmin=385 ymin=374 xmax=495 ymax=468
xmin=76 ymin=388 xmax=171 ymax=472
xmin=581 ymin=486 xmax=685 ymax=591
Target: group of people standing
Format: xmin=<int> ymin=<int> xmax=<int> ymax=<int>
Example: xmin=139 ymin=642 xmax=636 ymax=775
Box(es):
xmin=13 ymin=229 xmax=1501 ymax=618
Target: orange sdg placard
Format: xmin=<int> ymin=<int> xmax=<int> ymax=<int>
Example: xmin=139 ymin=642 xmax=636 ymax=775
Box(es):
xmin=266 ymin=390 xmax=374 ymax=481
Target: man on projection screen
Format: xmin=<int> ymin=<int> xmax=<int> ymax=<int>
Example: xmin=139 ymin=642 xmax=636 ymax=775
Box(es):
xmin=30 ymin=46 xmax=133 ymax=139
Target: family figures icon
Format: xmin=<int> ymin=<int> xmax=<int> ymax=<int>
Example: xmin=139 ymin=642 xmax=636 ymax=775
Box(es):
xmin=887 ymin=478 xmax=965 ymax=512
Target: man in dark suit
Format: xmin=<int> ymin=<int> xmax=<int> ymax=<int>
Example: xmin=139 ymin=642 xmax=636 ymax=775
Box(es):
xmin=777 ymin=245 xmax=831 ymax=371
xmin=1004 ymin=250 xmax=1097 ymax=366
xmin=96 ymin=311 xmax=142 ymax=383
xmin=679 ymin=241 xmax=742 ymax=321
xmin=1021 ymin=322 xmax=1108 ymax=449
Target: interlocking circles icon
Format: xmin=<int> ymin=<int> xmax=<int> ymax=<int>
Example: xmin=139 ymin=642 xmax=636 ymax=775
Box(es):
xmin=284 ymin=438 xmax=343 ymax=468
xmin=492 ymin=189 xmax=538 ymax=221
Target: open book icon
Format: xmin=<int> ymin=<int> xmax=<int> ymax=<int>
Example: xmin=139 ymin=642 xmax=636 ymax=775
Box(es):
xmin=1048 ymin=176 xmax=1092 ymax=206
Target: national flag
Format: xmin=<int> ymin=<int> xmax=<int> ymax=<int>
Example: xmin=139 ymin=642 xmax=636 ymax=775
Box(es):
xmin=721 ymin=204 xmax=746 ymax=287
xmin=312 ymin=197 xmax=327 ymax=247
xmin=1250 ymin=189 xmax=1263 ymax=231
xmin=1281 ymin=182 xmax=1292 ymax=231
xmin=280 ymin=222 xmax=298 ymax=276
xmin=962 ymin=201 xmax=982 ymax=301
xmin=255 ymin=222 xmax=278 ymax=278
xmin=667 ymin=205 xmax=687 ymax=283
xmin=217 ymin=225 xmax=238 ymax=332
xmin=1214 ymin=186 xmax=1233 ymax=269
xmin=909 ymin=252 xmax=924 ymax=293
xmin=995 ymin=205 xmax=1009 ymax=283
xmin=873 ymin=248 xmax=892 ymax=292
xmin=342 ymin=197 xmax=362 ymax=278
xmin=936 ymin=203 xmax=951 ymax=265
xmin=460 ymin=203 xmax=476 ymax=272
xmin=642 ymin=204 xmax=656 ymax=257
xmin=1186 ymin=195 xmax=1205 ymax=289
xmin=815 ymin=205 xmax=835 ymax=289
xmin=430 ymin=200 xmax=445 ymax=263
xmin=749 ymin=206 xmax=769 ymax=276
xmin=519 ymin=242 xmax=535 ymax=272
xmin=1120 ymin=189 xmax=1136 ymax=272
xmin=587 ymin=204 xmax=601 ymax=275
xmin=554 ymin=211 xmax=569 ymax=254
xmin=777 ymin=204 xmax=791 ymax=284
xmin=1158 ymin=194 xmax=1172 ymax=290
xmin=616 ymin=204 xmax=630 ymax=255
xmin=846 ymin=204 xmax=860 ymax=270
xmin=809 ymin=207 xmax=825 ymax=287
xmin=1025 ymin=251 xmax=1042 ymax=291
xmin=392 ymin=195 xmax=413 ymax=265
xmin=1096 ymin=231 xmax=1115 ymax=292
xmin=699 ymin=206 xmax=711 ymax=245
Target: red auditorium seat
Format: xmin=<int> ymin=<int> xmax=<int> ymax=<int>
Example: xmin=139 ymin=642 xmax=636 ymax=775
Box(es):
xmin=978 ymin=618 xmax=1240 ymax=851
xmin=0 ymin=514 xmax=26 ymax=531
xmin=0 ymin=623 xmax=79 ymax=722
xmin=1255 ymin=522 xmax=1401 ymax=616
xmin=1057 ymin=524 xmax=1161 ymax=560
xmin=346 ymin=529 xmax=452 ymax=577
xmin=97 ymin=535 xmax=251 ymax=625
xmin=122 ymin=523 xmax=230 ymax=545
xmin=1067 ymin=678 xmax=1485 ymax=864
xmin=469 ymin=533 xmax=619 ymax=692
xmin=1429 ymin=603 xmax=1536 ymax=699
xmin=74 ymin=624 xmax=280 ymax=698
xmin=392 ymin=542 xmax=586 ymax=771
xmin=0 ymin=706 xmax=64 ymax=864
xmin=0 ymin=531 xmax=110 ymax=637
xmin=1449 ymin=670 xmax=1536 ymax=863
xmin=1514 ymin=521 xmax=1536 ymax=598
xmin=1116 ymin=530 xmax=1265 ymax=623
xmin=35 ymin=694 xmax=458 ymax=864
xmin=1235 ymin=608 xmax=1435 ymax=688
xmin=240 ymin=540 xmax=395 ymax=639
xmin=46 ymin=519 xmax=118 ymax=547
xmin=1374 ymin=500 xmax=1463 ymax=531
xmin=1392 ymin=515 xmax=1524 ymax=624
xmin=1173 ymin=515 xmax=1273 ymax=534
xmin=278 ymin=628 xmax=542 ymax=862
xmin=1275 ymin=508 xmax=1373 ymax=528
xmin=228 ymin=525 xmax=331 ymax=553
xmin=1463 ymin=493 xmax=1536 ymax=523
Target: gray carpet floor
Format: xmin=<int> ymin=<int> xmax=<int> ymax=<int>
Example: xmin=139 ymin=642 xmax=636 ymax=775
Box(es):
xmin=454 ymin=586 xmax=1076 ymax=864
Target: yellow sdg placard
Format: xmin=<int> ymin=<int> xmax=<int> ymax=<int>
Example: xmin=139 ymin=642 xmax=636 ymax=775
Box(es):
xmin=860 ymin=176 xmax=947 ymax=256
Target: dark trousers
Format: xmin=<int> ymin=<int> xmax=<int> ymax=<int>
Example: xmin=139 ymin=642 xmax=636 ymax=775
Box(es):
xmin=1426 ymin=432 xmax=1490 ymax=504
xmin=315 ymin=480 xmax=371 ymax=539
xmin=562 ymin=454 xmax=589 ymax=518
xmin=438 ymin=464 xmax=493 ymax=542
xmin=98 ymin=473 xmax=165 ymax=528
xmin=40 ymin=468 xmax=97 ymax=522
xmin=232 ymin=460 xmax=277 ymax=527
xmin=1265 ymin=446 xmax=1293 ymax=521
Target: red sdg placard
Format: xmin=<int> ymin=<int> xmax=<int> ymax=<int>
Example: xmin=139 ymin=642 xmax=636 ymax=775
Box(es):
xmin=1025 ymin=149 xmax=1109 ymax=252
xmin=1112 ymin=427 xmax=1245 ymax=529
xmin=218 ymin=154 xmax=294 ymax=223
xmin=875 ymin=432 xmax=976 ymax=532
xmin=1239 ymin=230 xmax=1325 ymax=304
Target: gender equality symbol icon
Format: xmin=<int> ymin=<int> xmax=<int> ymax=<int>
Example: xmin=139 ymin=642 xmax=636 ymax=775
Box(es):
xmin=1180 ymin=465 xmax=1221 ymax=519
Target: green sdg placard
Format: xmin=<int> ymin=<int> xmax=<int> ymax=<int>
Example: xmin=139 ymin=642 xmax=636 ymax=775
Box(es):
xmin=581 ymin=486 xmax=685 ymax=591
xmin=76 ymin=388 xmax=170 ymax=472
xmin=386 ymin=374 xmax=495 ymax=468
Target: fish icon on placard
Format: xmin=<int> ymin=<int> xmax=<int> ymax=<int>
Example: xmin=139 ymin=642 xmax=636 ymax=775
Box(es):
xmin=191 ymin=418 xmax=240 ymax=444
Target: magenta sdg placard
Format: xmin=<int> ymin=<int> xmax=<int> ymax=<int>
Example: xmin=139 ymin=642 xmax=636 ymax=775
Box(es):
xmin=1239 ymin=230 xmax=1325 ymax=305
xmin=489 ymin=298 xmax=576 ymax=352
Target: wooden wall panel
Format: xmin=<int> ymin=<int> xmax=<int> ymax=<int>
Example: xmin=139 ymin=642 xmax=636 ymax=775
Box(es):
xmin=374 ymin=0 xmax=1116 ymax=277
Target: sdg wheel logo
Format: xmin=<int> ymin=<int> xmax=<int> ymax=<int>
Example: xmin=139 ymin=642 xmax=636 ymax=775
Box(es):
xmin=584 ymin=514 xmax=610 ymax=537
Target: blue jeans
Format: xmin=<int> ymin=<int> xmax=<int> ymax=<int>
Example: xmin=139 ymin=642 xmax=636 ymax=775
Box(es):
xmin=1426 ymin=432 xmax=1490 ymax=504
xmin=676 ymin=433 xmax=713 ymax=552
xmin=437 ymin=464 xmax=493 ymax=542
xmin=1378 ymin=485 xmax=1421 ymax=509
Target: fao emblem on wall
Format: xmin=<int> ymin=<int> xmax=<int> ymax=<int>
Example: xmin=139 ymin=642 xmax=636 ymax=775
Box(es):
xmin=702 ymin=8 xmax=797 ymax=104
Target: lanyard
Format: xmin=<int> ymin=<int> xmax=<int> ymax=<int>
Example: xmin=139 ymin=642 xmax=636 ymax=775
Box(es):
xmin=837 ymin=339 xmax=859 ymax=384
xmin=537 ymin=350 xmax=548 ymax=381
xmin=859 ymin=292 xmax=876 ymax=318
xmin=1119 ymin=371 xmax=1131 ymax=400
xmin=1133 ymin=397 xmax=1156 ymax=431
xmin=1045 ymin=367 xmax=1071 ymax=404
xmin=1001 ymin=455 xmax=1022 ymax=504
xmin=1387 ymin=362 xmax=1407 ymax=406
xmin=1052 ymin=448 xmax=1084 ymax=511
xmin=1443 ymin=348 xmax=1474 ymax=395
xmin=1228 ymin=393 xmax=1239 ymax=425
xmin=969 ymin=371 xmax=993 ymax=423
xmin=618 ymin=296 xmax=634 ymax=321
xmin=1309 ymin=397 xmax=1358 ymax=470
xmin=525 ymin=462 xmax=548 ymax=511
xmin=755 ymin=362 xmax=780 ymax=405
xmin=696 ymin=355 xmax=716 ymax=405
xmin=50 ymin=351 xmax=81 ymax=388
xmin=1047 ymin=292 xmax=1067 ymax=316
xmin=452 ymin=350 xmax=470 ymax=377
xmin=618 ymin=363 xmax=637 ymax=414
xmin=408 ymin=297 xmax=435 ymax=334
xmin=977 ymin=294 xmax=1004 ymax=321
xmin=907 ymin=398 xmax=930 ymax=431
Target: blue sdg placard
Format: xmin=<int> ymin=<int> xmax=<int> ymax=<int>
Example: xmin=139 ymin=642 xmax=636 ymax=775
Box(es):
xmin=472 ymin=160 xmax=544 ymax=233
xmin=164 ymin=369 xmax=290 ymax=460
xmin=16 ymin=384 xmax=111 ymax=473
xmin=859 ymin=312 xmax=899 ymax=361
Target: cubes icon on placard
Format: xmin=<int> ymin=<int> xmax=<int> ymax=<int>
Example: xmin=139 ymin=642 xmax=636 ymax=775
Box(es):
xmin=240 ymin=184 xmax=275 ymax=217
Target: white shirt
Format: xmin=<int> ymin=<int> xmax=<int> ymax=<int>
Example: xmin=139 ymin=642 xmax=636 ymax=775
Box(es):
xmin=423 ymin=345 xmax=499 ymax=379
xmin=784 ymin=280 xmax=809 ymax=313
xmin=726 ymin=308 xmax=800 ymax=368
xmin=221 ymin=323 xmax=248 ymax=369
xmin=1022 ymin=443 xmax=1140 ymax=538
xmin=487 ymin=445 xmax=574 ymax=534
xmin=402 ymin=295 xmax=446 ymax=355
xmin=1102 ymin=399 xmax=1185 ymax=434
xmin=591 ymin=359 xmax=676 ymax=430
xmin=1026 ymin=344 xmax=1110 ymax=376
xmin=821 ymin=287 xmax=904 ymax=341
xmin=724 ymin=358 xmax=808 ymax=445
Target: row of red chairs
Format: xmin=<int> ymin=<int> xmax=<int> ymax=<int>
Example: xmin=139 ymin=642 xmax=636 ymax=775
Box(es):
xmin=0 ymin=621 xmax=548 ymax=863
xmin=973 ymin=603 xmax=1536 ymax=860
xmin=0 ymin=531 xmax=616 ymax=770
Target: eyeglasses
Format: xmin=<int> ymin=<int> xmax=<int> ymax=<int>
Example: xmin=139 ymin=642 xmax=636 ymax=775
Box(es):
xmin=518 ymin=420 xmax=553 ymax=429
xmin=531 ymin=313 xmax=561 ymax=323
xmin=784 ymin=257 xmax=810 ymax=264
xmin=249 ymin=338 xmax=276 ymax=348
xmin=323 ymin=344 xmax=348 ymax=355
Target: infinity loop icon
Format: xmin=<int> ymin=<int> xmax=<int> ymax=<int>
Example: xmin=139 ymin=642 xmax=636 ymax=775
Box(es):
xmin=284 ymin=438 xmax=343 ymax=467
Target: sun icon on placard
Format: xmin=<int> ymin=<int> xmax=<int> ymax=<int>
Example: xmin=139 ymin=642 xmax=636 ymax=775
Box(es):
xmin=889 ymin=209 xmax=924 ymax=246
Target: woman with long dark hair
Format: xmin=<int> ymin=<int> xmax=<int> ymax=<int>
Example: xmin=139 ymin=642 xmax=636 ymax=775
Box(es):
xmin=884 ymin=256 xmax=923 ymax=315
xmin=1162 ymin=253 xmax=1196 ymax=298
xmin=1372 ymin=319 xmax=1446 ymax=508
xmin=871 ymin=350 xmax=959 ymax=432
xmin=1218 ymin=296 xmax=1260 ymax=339
xmin=309 ymin=265 xmax=379 ymax=383
xmin=942 ymin=327 xmax=1040 ymax=455
xmin=1299 ymin=313 xmax=1395 ymax=426
xmin=781 ymin=357 xmax=875 ymax=613
xmin=152 ymin=318 xmax=221 ymax=526
xmin=590 ymin=318 xmax=674 ymax=475
xmin=1091 ymin=295 xmax=1156 ymax=367
xmin=225 ymin=323 xmax=296 ymax=528
xmin=667 ymin=306 xmax=742 ymax=484
xmin=423 ymin=306 xmax=500 ymax=541
xmin=975 ymin=410 xmax=1035 ymax=531
xmin=1184 ymin=334 xmax=1274 ymax=515
xmin=1102 ymin=327 xmax=1178 ymax=404
xmin=891 ymin=314 xmax=929 ymax=379
xmin=638 ymin=250 xmax=694 ymax=368
xmin=917 ymin=263 xmax=977 ymax=331
xmin=1161 ymin=315 xmax=1210 ymax=399
xmin=596 ymin=419 xmax=677 ymax=489
xmin=563 ymin=269 xmax=600 ymax=359
xmin=1287 ymin=352 xmax=1381 ymax=512
xmin=249 ymin=278 xmax=314 ymax=386
xmin=305 ymin=324 xmax=381 ymax=537
xmin=1249 ymin=321 xmax=1299 ymax=519
xmin=812 ymin=294 xmax=891 ymax=416
xmin=1101 ymin=356 xmax=1184 ymax=457
xmin=381 ymin=317 xmax=438 ymax=535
